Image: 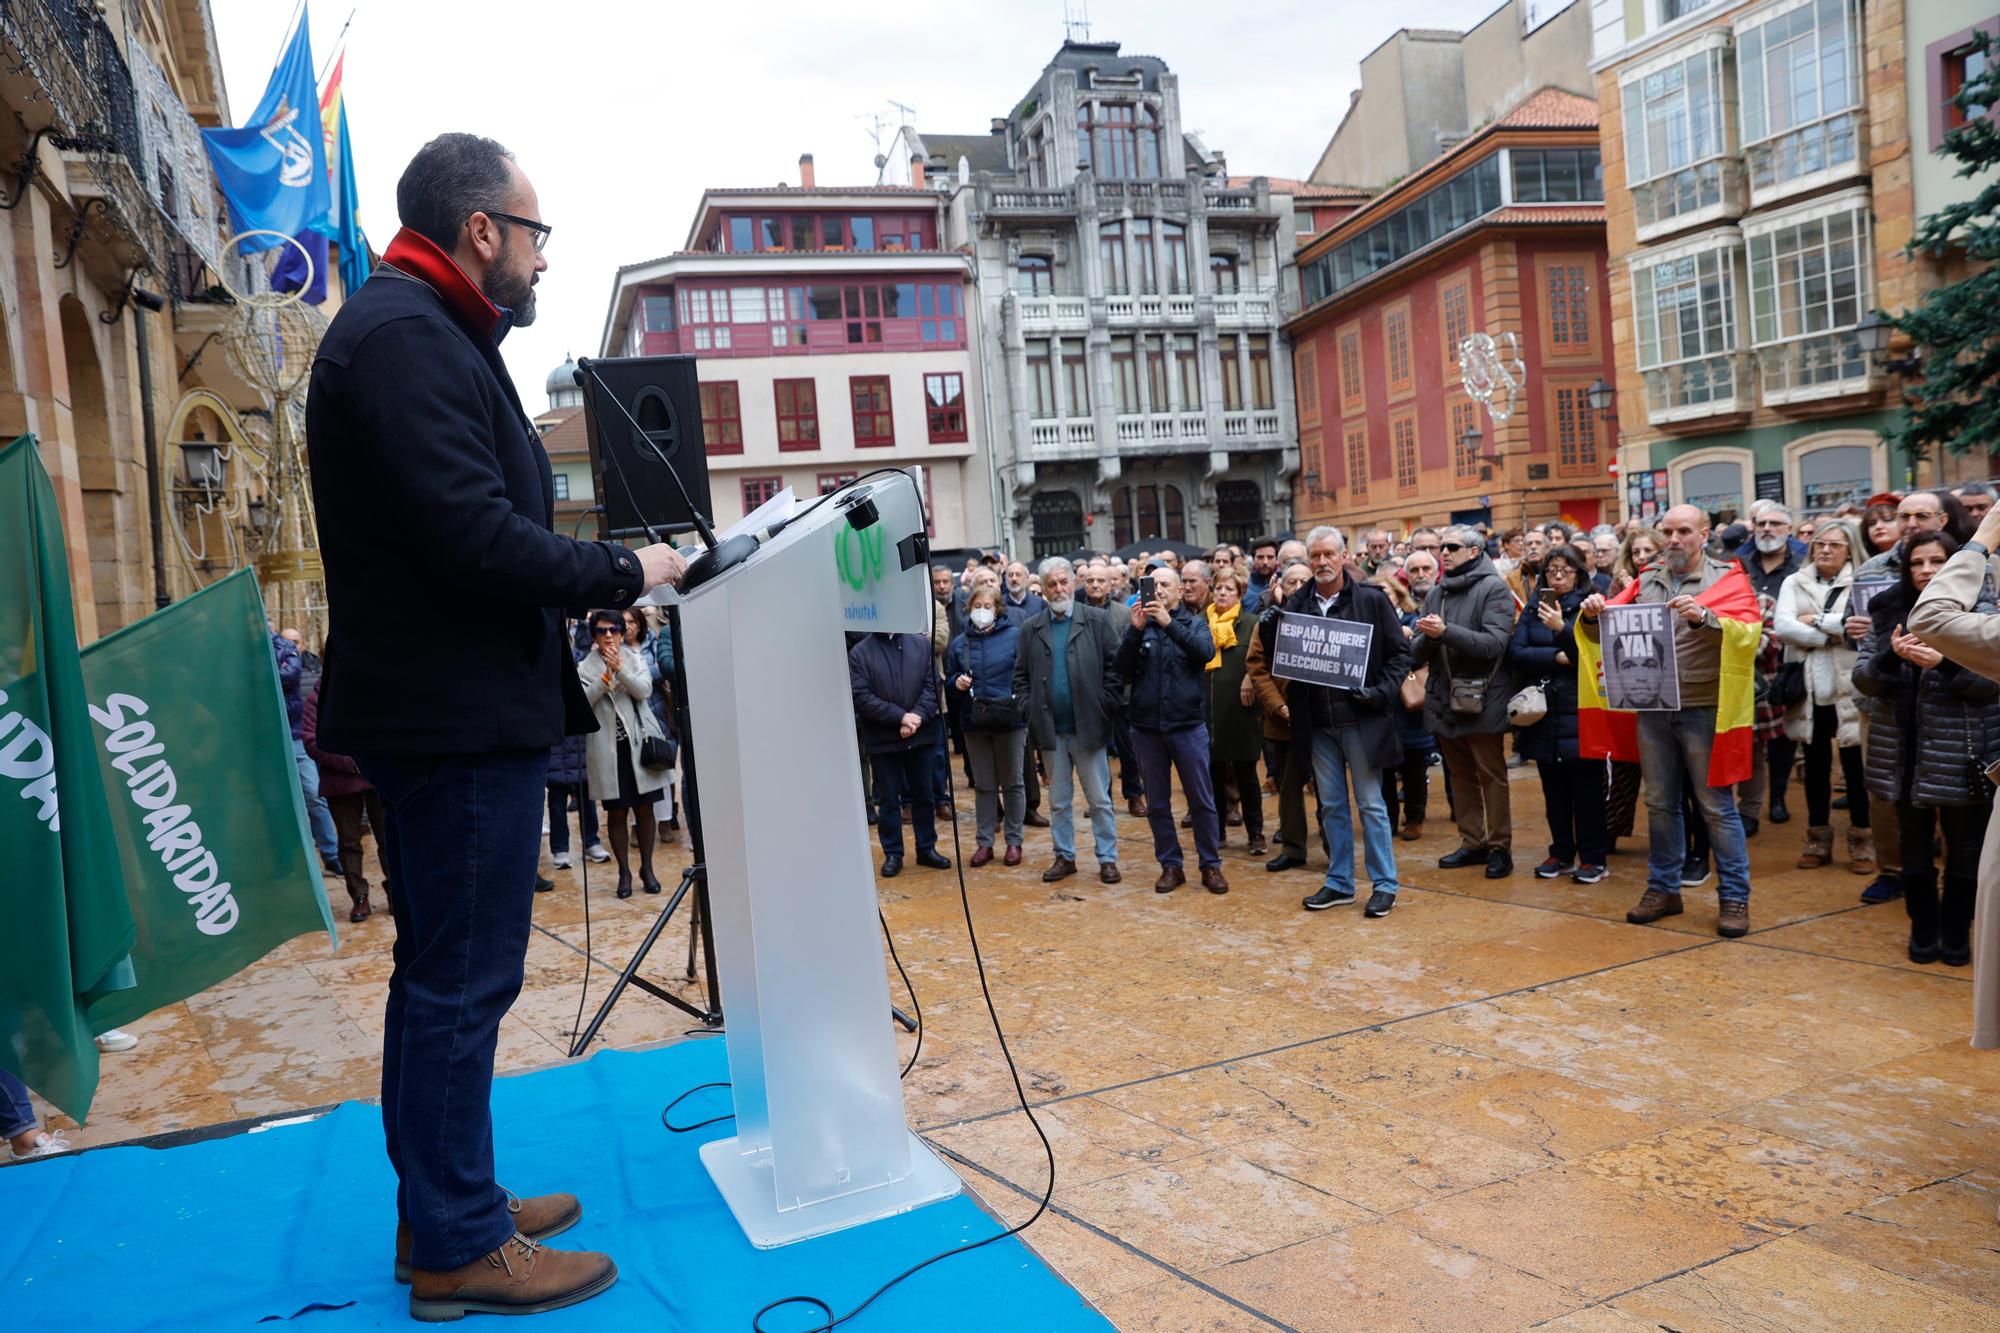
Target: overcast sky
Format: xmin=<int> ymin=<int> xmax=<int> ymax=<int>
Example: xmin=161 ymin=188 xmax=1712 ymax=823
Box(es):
xmin=209 ymin=0 xmax=1517 ymax=407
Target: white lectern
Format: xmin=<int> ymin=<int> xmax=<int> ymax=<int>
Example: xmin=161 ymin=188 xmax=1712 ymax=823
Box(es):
xmin=658 ymin=471 xmax=961 ymax=1248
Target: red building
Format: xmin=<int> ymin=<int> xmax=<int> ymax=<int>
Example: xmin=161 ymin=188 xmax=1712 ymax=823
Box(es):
xmin=1287 ymin=89 xmax=1618 ymax=539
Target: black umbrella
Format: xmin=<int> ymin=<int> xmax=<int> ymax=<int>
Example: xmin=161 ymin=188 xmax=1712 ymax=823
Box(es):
xmin=1110 ymin=537 xmax=1207 ymax=561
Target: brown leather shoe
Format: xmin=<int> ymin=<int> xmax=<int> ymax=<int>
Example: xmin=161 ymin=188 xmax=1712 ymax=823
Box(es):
xmin=1400 ymin=821 xmax=1423 ymax=842
xmin=969 ymin=846 xmax=993 ymax=867
xmin=1626 ymin=888 xmax=1685 ymax=925
xmin=1154 ymin=865 xmax=1186 ymax=893
xmin=1127 ymin=797 xmax=1147 ymax=817
xmin=1041 ymin=855 xmax=1077 ymax=882
xmin=1024 ymin=809 xmax=1051 ymax=828
xmin=1717 ymin=899 xmax=1750 ymax=938
xmin=1099 ymin=862 xmax=1121 ymax=884
xmin=1201 ymin=866 xmax=1230 ymax=894
xmin=397 ymin=1192 xmax=582 ymax=1283
xmin=407 ymin=1233 xmax=615 ymax=1321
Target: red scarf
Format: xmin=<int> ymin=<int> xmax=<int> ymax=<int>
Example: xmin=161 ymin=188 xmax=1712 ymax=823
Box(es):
xmin=382 ymin=227 xmax=504 ymax=340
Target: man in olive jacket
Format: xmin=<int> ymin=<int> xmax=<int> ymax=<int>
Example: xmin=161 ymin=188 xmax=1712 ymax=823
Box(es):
xmin=1410 ymin=524 xmax=1518 ymax=877
xmin=1013 ymin=557 xmax=1124 ymax=885
xmin=1285 ymin=527 xmax=1412 ymax=917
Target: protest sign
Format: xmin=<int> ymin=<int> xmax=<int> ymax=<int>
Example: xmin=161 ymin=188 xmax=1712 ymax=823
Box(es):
xmin=1847 ymin=578 xmax=1894 ymax=622
xmin=1271 ymin=614 xmax=1373 ymax=690
xmin=1601 ymin=602 xmax=1680 ymax=710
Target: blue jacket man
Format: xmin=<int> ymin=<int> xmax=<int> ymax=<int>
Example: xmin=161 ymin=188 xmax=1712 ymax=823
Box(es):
xmin=1112 ymin=564 xmax=1225 ymax=893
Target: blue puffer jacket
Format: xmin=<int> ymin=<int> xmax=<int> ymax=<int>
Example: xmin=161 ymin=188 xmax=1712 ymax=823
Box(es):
xmin=1508 ymin=586 xmax=1587 ymax=763
xmin=1113 ymin=606 xmax=1215 ymax=733
xmin=272 ymin=633 xmax=305 ymax=739
xmin=547 ymin=641 xmax=593 ymax=787
xmin=946 ymin=617 xmax=1022 ymax=704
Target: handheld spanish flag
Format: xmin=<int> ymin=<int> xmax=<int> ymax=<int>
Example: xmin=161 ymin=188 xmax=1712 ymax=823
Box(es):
xmin=1576 ymin=562 xmax=1763 ymax=786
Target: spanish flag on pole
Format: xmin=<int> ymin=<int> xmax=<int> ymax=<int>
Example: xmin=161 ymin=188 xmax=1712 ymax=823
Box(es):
xmin=1576 ymin=562 xmax=1763 ymax=786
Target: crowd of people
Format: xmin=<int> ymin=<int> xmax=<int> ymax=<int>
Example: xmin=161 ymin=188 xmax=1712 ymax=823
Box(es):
xmin=834 ymin=478 xmax=2000 ymax=960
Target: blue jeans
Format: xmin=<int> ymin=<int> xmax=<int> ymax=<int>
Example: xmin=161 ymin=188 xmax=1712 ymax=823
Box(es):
xmin=356 ymin=748 xmax=550 ymax=1272
xmin=1046 ymin=736 xmax=1118 ymax=864
xmin=871 ymin=746 xmax=937 ymax=859
xmin=1310 ymin=726 xmax=1400 ymax=897
xmin=1130 ymin=725 xmax=1221 ymax=870
xmin=1637 ymin=708 xmax=1751 ymax=903
xmin=293 ymin=735 xmax=339 ymax=858
xmin=0 ymin=1067 xmax=37 ymax=1140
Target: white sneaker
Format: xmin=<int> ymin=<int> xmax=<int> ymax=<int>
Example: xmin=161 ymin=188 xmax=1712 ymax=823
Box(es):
xmin=94 ymin=1029 xmax=137 ymax=1053
xmin=551 ymin=852 xmax=574 ymax=870
xmin=584 ymin=844 xmax=611 ymax=864
xmin=8 ymin=1130 xmax=71 ymax=1162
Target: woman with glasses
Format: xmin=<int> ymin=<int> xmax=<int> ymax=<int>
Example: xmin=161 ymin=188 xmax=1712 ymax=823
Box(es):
xmin=1774 ymin=519 xmax=1872 ymax=875
xmin=1508 ymin=545 xmax=1607 ymax=883
xmin=579 ymin=608 xmax=670 ymax=897
xmin=1853 ymin=530 xmax=1999 ymax=965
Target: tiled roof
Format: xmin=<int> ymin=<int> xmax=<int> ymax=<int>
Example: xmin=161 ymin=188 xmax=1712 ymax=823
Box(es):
xmin=1486 ymin=204 xmax=1608 ymax=224
xmin=538 ymin=408 xmax=590 ymax=457
xmin=1230 ymin=175 xmax=1371 ymax=199
xmin=1494 ymin=87 xmax=1600 ymax=130
xmin=699 ymin=185 xmax=939 ymax=197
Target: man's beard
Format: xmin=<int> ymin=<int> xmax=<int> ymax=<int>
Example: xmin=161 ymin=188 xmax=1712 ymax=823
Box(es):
xmin=1663 ymin=545 xmax=1694 ymax=575
xmin=1408 ymin=578 xmax=1434 ymax=596
xmin=1047 ymin=596 xmax=1074 ymax=616
xmin=481 ymin=242 xmax=537 ymax=326
xmin=1754 ymin=534 xmax=1787 ymax=554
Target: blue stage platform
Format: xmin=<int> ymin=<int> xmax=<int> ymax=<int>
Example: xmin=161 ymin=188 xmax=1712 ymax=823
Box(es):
xmin=0 ymin=1041 xmax=1112 ymax=1331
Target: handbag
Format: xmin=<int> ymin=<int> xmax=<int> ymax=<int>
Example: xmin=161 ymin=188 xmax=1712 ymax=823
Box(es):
xmin=965 ymin=693 xmax=1023 ymax=732
xmin=1506 ymin=680 xmax=1549 ymax=727
xmin=1400 ymin=664 xmax=1428 ymax=713
xmin=615 ymin=709 xmax=673 ymax=772
xmin=1440 ymin=646 xmax=1489 ymax=717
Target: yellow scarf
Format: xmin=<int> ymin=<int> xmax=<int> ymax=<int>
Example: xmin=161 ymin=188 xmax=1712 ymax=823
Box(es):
xmin=1205 ymin=603 xmax=1238 ymax=670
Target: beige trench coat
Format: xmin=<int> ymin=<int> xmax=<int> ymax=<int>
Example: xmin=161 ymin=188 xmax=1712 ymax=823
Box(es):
xmin=1906 ymin=546 xmax=2000 ymax=1049
xmin=577 ymin=643 xmax=667 ymax=798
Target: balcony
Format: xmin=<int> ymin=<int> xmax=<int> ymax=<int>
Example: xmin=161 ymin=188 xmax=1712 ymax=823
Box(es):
xmin=1757 ymin=331 xmax=1876 ymax=407
xmin=1106 ymin=413 xmax=1217 ymax=450
xmin=1745 ymin=111 xmax=1868 ymax=210
xmin=1630 ymin=159 xmax=1745 ymax=244
xmin=1101 ymin=292 xmax=1199 ymax=324
xmin=980 ymin=184 xmax=1076 ymax=218
xmin=1221 ymin=410 xmax=1284 ymax=442
xmin=1016 ymin=294 xmax=1089 ymax=332
xmin=1203 ymin=188 xmax=1258 ymax=213
xmin=1641 ymin=353 xmax=1752 ymax=425
xmin=1029 ymin=418 xmax=1097 ymax=453
xmin=1212 ymin=292 xmax=1276 ymax=326
xmin=1094 ymin=180 xmax=1190 ymax=209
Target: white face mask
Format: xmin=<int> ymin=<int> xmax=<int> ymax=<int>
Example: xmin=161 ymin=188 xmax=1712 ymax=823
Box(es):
xmin=969 ymin=607 xmax=997 ymax=629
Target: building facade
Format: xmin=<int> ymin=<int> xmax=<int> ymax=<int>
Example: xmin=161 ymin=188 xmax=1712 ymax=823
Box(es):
xmin=1311 ymin=2 xmax=1596 ymax=192
xmin=1591 ymin=0 xmax=1993 ymax=526
xmin=1288 ymin=89 xmax=1620 ymax=539
xmin=897 ymin=41 xmax=1301 ymax=557
xmin=599 ymin=178 xmax=992 ymax=548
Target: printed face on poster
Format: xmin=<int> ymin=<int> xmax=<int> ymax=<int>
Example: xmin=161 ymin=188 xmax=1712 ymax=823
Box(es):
xmin=1601 ymin=603 xmax=1680 ymax=710
xmin=1271 ymin=613 xmax=1373 ymax=690
xmin=1847 ymin=578 xmax=1894 ymax=622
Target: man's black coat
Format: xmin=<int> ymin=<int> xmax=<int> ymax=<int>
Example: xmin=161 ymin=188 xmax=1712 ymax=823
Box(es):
xmin=306 ymin=230 xmax=641 ymax=756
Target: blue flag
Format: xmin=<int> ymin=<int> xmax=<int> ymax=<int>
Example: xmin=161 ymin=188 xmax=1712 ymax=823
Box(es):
xmin=310 ymin=87 xmax=372 ymax=297
xmin=200 ymin=8 xmax=330 ymax=254
xmin=271 ymin=227 xmax=329 ymax=304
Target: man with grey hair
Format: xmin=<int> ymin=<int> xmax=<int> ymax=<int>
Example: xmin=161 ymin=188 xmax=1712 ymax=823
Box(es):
xmin=1016 ymin=556 xmax=1124 ymax=883
xmin=1410 ymin=524 xmax=1518 ymax=878
xmin=1180 ymin=560 xmax=1213 ymax=615
xmin=1277 ymin=538 xmax=1308 ymax=567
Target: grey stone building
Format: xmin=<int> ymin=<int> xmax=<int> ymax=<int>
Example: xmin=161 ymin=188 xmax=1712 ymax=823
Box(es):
xmin=886 ymin=41 xmax=1299 ymax=557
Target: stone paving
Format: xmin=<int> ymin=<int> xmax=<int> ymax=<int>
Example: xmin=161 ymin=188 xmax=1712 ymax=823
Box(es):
xmin=29 ymin=763 xmax=2000 ymax=1331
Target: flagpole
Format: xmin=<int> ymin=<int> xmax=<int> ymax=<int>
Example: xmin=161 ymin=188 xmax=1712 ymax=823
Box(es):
xmin=316 ymin=8 xmax=356 ymax=86
xmin=275 ymin=0 xmax=307 ymax=70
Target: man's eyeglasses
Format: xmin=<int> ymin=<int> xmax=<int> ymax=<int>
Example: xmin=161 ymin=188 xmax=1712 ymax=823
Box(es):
xmin=486 ymin=210 xmax=551 ymax=254
xmin=1439 ymin=542 xmax=1467 ymax=553
xmin=591 ymin=625 xmax=622 ymax=636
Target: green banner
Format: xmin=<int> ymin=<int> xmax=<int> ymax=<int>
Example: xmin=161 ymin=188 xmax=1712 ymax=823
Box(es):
xmin=0 ymin=435 xmax=136 ymax=1122
xmin=79 ymin=569 xmax=336 ymax=1033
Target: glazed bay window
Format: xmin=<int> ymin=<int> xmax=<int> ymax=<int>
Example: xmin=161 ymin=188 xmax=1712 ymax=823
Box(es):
xmin=923 ymin=373 xmax=967 ymax=443
xmin=1737 ymin=0 xmax=1865 ymax=205
xmin=1301 ymin=154 xmax=1501 ymax=307
xmin=1621 ymin=36 xmax=1739 ymax=238
xmin=1630 ymin=231 xmax=1747 ymax=423
xmin=1744 ymin=191 xmax=1874 ymax=403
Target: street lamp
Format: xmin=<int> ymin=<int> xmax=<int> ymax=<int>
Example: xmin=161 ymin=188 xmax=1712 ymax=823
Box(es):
xmin=1856 ymin=308 xmax=1922 ymax=376
xmin=246 ymin=496 xmax=268 ymax=541
xmin=1460 ymin=424 xmax=1495 ymax=479
xmin=1586 ymin=377 xmax=1617 ymax=421
xmin=177 ymin=425 xmax=225 ymax=493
